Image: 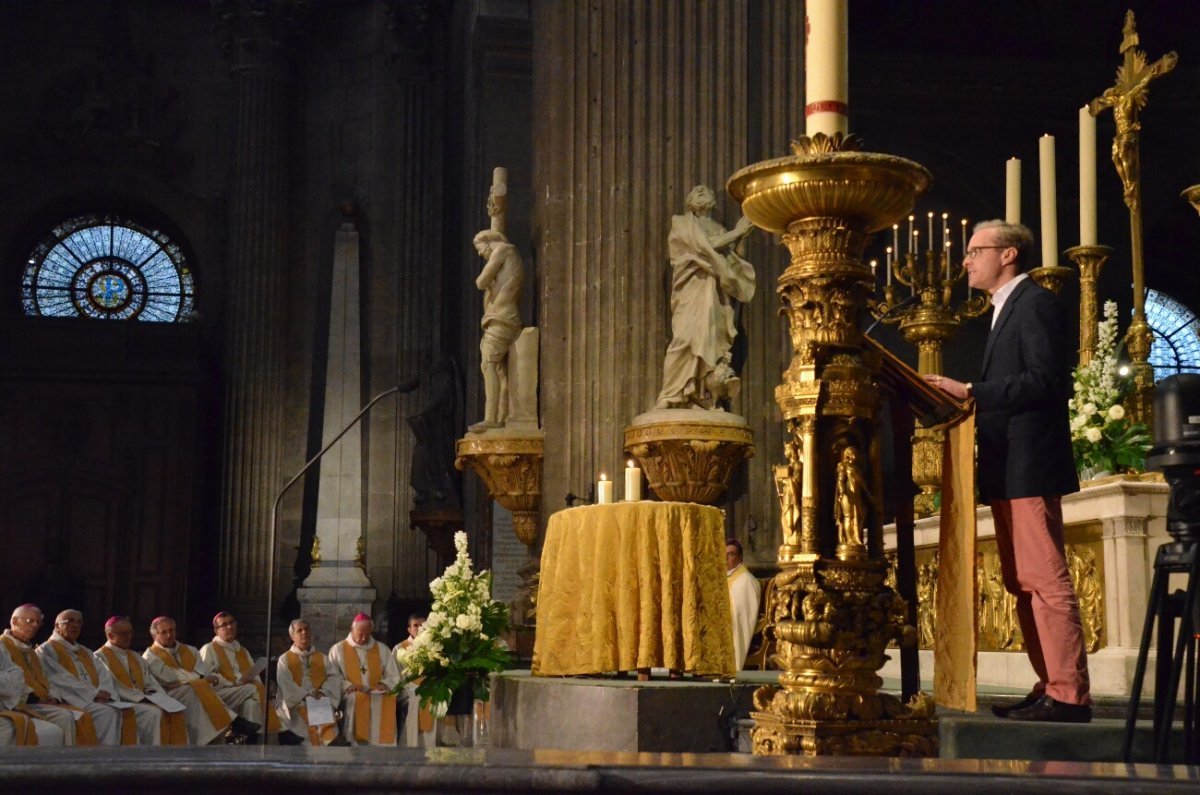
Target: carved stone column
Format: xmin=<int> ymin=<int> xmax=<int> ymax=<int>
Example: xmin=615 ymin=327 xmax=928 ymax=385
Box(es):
xmin=212 ymin=0 xmax=306 ymax=633
xmin=533 ymin=1 xmax=799 ymax=555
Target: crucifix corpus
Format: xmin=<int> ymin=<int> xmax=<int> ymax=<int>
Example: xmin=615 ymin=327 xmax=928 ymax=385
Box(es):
xmin=1086 ymin=10 xmax=1177 ymax=425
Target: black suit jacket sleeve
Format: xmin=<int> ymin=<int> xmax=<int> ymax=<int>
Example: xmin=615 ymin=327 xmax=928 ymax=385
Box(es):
xmin=972 ymin=279 xmax=1079 ymax=502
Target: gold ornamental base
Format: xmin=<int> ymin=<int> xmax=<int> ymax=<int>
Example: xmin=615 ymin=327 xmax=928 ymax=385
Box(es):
xmin=750 ymin=709 xmax=938 ymax=757
xmin=455 ymin=430 xmax=544 ymax=547
xmin=624 ymin=409 xmax=754 ymax=505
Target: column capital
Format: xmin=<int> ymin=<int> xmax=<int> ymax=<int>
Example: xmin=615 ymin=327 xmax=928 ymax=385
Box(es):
xmin=211 ymin=0 xmax=310 ymax=70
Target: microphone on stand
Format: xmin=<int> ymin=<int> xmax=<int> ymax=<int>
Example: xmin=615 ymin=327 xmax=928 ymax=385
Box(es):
xmin=864 ymin=293 xmax=921 ymax=337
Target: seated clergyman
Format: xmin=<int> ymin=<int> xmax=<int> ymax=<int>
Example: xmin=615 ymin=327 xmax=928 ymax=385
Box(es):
xmin=328 ymin=612 xmax=400 ymax=746
xmin=0 ymin=604 xmax=99 ymax=745
xmin=200 ymin=611 xmax=279 ymax=738
xmin=95 ymin=615 xmax=187 ymax=745
xmin=0 ymin=633 xmax=64 ymax=746
xmin=35 ymin=610 xmax=126 ymax=745
xmin=143 ymin=615 xmax=253 ymax=744
xmin=276 ymin=619 xmax=343 ymax=746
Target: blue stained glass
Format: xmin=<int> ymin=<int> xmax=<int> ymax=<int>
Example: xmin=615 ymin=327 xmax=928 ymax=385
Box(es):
xmin=21 ymin=215 xmax=195 ymax=322
xmin=1144 ymin=289 xmax=1200 ymax=377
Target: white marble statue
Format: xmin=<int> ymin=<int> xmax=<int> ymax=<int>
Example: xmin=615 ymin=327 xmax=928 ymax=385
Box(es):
xmin=654 ymin=185 xmax=756 ymax=410
xmin=470 ymin=228 xmax=525 ymax=432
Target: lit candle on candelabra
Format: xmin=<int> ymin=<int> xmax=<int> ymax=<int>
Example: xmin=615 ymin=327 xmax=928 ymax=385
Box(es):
xmin=893 ymin=224 xmax=900 ymax=258
xmin=885 ymin=247 xmax=893 ymax=285
xmin=944 ymin=240 xmax=951 ymax=278
xmin=1079 ymin=105 xmax=1097 ymax=245
xmin=961 ymin=218 xmax=968 ymax=254
xmin=912 ymin=229 xmax=919 ymax=259
xmin=1039 ymin=134 xmax=1058 ymax=267
xmin=597 ymin=473 xmax=613 ymax=505
xmin=927 ymin=212 xmax=934 ymax=250
xmin=624 ymin=460 xmax=642 ymax=502
xmin=907 ymin=215 xmax=914 ymax=254
xmin=1005 ymin=157 xmax=1021 ymax=224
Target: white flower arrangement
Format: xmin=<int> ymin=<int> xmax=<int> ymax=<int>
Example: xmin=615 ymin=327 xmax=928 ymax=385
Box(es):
xmin=1067 ymin=300 xmax=1150 ymax=476
xmin=393 ymin=531 xmax=512 ymax=716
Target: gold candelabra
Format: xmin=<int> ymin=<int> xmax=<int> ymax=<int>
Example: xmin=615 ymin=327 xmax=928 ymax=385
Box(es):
xmin=728 ymin=132 xmax=937 ymax=757
xmin=870 ymin=228 xmax=989 ymax=516
xmin=1065 ymin=244 xmax=1115 ymax=366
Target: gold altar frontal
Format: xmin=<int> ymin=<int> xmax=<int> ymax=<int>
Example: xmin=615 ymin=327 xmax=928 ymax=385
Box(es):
xmin=532 ymin=502 xmax=735 ymax=678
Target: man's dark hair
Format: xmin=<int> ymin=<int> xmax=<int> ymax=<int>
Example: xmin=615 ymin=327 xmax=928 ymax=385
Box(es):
xmin=725 ymin=538 xmax=743 ymax=556
xmin=407 ymin=613 xmax=426 ymax=624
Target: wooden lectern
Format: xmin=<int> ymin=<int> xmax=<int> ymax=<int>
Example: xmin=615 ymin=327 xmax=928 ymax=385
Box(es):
xmin=866 ymin=335 xmax=978 ymax=712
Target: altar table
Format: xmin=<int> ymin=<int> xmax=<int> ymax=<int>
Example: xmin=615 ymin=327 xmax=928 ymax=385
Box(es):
xmin=532 ymin=501 xmax=734 ymax=677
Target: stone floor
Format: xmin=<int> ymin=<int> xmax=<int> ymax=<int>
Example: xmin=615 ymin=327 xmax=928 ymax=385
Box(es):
xmin=0 ymin=746 xmax=1197 ymax=794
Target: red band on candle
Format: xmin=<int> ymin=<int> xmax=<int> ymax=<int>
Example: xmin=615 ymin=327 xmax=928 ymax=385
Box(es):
xmin=805 ymin=100 xmax=849 ymax=117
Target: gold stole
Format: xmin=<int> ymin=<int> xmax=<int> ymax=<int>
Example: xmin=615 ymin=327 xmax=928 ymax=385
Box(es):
xmin=50 ymin=640 xmax=137 ymax=745
xmin=0 ymin=636 xmax=98 ymax=745
xmin=148 ymin=645 xmax=232 ymax=734
xmin=283 ymin=650 xmax=336 ymax=745
xmin=210 ymin=642 xmax=280 ymax=732
xmin=100 ymin=647 xmax=186 ymax=745
xmin=339 ymin=641 xmax=396 ymax=745
xmin=0 ymin=711 xmax=38 ymax=745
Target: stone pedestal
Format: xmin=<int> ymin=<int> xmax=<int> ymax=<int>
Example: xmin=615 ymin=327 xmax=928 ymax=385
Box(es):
xmin=456 ymin=429 xmax=544 ymax=626
xmin=882 ymin=476 xmax=1170 ymax=697
xmin=624 ymin=409 xmax=754 ymax=505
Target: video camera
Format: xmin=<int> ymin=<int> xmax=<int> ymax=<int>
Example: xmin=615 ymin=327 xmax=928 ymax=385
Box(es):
xmin=1146 ymin=374 xmax=1200 ymax=545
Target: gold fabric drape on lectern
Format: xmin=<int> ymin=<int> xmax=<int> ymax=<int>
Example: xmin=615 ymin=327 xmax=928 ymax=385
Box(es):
xmin=532 ymin=502 xmax=735 ymax=677
xmin=933 ymin=408 xmax=978 ymax=712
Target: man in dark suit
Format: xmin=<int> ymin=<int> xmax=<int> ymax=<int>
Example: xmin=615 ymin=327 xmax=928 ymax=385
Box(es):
xmin=928 ymin=220 xmax=1091 ymax=723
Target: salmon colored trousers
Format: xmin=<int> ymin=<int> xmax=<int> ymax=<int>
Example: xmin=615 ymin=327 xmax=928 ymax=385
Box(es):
xmin=991 ymin=496 xmax=1091 ymax=705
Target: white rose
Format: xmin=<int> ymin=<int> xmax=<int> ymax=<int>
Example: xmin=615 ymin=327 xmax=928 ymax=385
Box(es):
xmin=455 ymin=614 xmax=471 ymax=630
xmin=1081 ymin=402 xmax=1097 ymax=416
xmin=1107 ymin=404 xmax=1125 ymax=421
xmin=1085 ymin=427 xmax=1103 ymax=443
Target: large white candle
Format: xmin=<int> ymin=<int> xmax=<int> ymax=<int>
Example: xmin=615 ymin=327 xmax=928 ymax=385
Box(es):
xmin=1079 ymin=106 xmax=1097 ymax=245
xmin=1039 ymin=134 xmax=1058 ymax=267
xmin=597 ymin=474 xmax=613 ymax=505
xmin=624 ymin=461 xmax=642 ymax=502
xmin=1005 ymin=158 xmax=1021 ymax=224
xmin=804 ymin=0 xmax=849 ymax=137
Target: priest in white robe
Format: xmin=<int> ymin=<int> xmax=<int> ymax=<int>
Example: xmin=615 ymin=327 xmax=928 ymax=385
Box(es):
xmin=0 ymin=639 xmax=63 ymax=746
xmin=95 ymin=615 xmax=187 ymax=745
xmin=36 ymin=610 xmax=125 ymax=745
xmin=276 ymin=618 xmax=342 ymax=745
xmin=200 ymin=611 xmax=279 ymax=736
xmin=726 ymin=539 xmax=761 ymax=670
xmin=1 ymin=604 xmax=99 ymax=745
xmin=328 ymin=612 xmax=399 ymax=746
xmin=143 ymin=615 xmax=242 ymax=745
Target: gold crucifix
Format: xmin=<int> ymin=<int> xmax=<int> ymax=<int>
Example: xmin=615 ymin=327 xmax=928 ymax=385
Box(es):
xmin=1086 ymin=11 xmax=1177 ymax=425
xmin=1087 ymin=11 xmax=1177 ymax=214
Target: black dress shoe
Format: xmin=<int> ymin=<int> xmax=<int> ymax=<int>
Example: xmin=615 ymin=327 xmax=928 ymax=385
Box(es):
xmin=1008 ymin=695 xmax=1092 ymax=723
xmin=990 ymin=692 xmax=1041 ymax=718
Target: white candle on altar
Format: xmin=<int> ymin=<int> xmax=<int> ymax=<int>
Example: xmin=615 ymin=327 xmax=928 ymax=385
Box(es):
xmin=624 ymin=460 xmax=642 ymax=502
xmin=907 ymin=215 xmax=914 ymax=254
xmin=804 ymin=0 xmax=849 ymax=137
xmin=944 ymin=240 xmax=951 ymax=278
xmin=885 ymin=247 xmax=893 ymax=285
xmin=1005 ymin=158 xmax=1021 ymax=224
xmin=927 ymin=212 xmax=934 ymax=249
xmin=1039 ymin=134 xmax=1058 ymax=267
xmin=892 ymin=224 xmax=899 ymax=258
xmin=1079 ymin=105 xmax=1098 ymax=245
xmin=961 ymin=218 xmax=968 ymax=255
xmin=597 ymin=474 xmax=613 ymax=505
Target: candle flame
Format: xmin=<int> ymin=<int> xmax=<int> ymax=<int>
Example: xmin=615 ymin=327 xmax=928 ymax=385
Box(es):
xmin=626 ymin=460 xmax=635 ymax=469
xmin=942 ymin=212 xmax=949 ymax=219
xmin=600 ymin=473 xmax=607 ymax=481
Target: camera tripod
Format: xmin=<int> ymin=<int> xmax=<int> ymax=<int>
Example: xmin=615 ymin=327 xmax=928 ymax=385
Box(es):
xmin=1121 ymin=540 xmax=1199 ymax=763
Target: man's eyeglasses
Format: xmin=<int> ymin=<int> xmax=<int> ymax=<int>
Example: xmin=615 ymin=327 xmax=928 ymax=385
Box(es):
xmin=964 ymin=245 xmax=1010 ymax=259
xmin=216 ymin=621 xmax=237 ymax=629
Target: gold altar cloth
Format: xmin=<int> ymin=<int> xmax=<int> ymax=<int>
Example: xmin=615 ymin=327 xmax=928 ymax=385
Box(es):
xmin=933 ymin=408 xmax=978 ymax=712
xmin=532 ymin=502 xmax=735 ymax=677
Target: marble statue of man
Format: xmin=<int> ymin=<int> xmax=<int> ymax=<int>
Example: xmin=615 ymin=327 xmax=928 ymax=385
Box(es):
xmin=655 ymin=185 xmax=756 ymax=410
xmin=470 ymin=229 xmax=524 ymax=431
